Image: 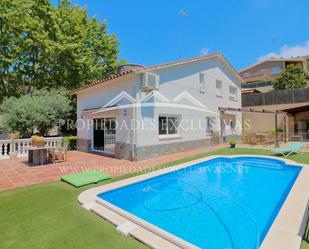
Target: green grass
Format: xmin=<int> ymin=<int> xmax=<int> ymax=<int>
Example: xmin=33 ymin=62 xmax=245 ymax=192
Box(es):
xmin=0 ymin=182 xmax=147 ymax=249
xmin=301 ymin=241 xmax=309 ymax=249
xmin=0 ymin=147 xmax=308 ymax=249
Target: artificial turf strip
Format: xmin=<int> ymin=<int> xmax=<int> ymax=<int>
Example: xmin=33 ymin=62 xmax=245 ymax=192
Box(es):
xmin=61 ymin=170 xmax=112 ymax=187
xmin=0 ymin=182 xmax=147 ymax=249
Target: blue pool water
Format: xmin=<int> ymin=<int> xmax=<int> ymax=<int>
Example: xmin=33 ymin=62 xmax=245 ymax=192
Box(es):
xmin=98 ymin=157 xmax=301 ymax=249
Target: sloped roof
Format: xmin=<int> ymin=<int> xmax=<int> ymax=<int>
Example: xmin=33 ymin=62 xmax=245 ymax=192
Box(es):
xmin=73 ymin=52 xmax=242 ymax=94
xmin=241 ymin=88 xmax=262 ymax=95
xmin=279 ymin=102 xmax=309 ymax=113
xmin=72 ymin=69 xmax=137 ymax=94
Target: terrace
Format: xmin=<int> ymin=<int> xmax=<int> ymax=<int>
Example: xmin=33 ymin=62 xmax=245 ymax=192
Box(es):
xmin=0 ymin=144 xmax=225 ymax=191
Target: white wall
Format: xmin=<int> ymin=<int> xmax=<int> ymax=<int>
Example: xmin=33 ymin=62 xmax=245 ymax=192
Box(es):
xmin=135 ymin=57 xmax=242 ymax=147
xmin=76 ymin=74 xmax=139 ymax=145
xmin=76 ymin=56 xmax=242 ymax=151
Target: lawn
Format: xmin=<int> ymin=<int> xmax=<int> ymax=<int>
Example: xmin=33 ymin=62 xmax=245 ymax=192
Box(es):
xmin=302 ymin=241 xmax=309 ymax=249
xmin=0 ymin=147 xmax=308 ymax=249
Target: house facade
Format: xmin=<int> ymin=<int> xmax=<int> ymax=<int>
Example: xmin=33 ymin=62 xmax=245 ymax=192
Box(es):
xmin=240 ymin=57 xmax=309 ymax=92
xmin=74 ymin=53 xmax=242 ymax=161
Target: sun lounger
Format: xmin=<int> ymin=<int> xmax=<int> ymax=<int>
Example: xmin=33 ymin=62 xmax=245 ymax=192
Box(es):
xmin=271 ymin=142 xmax=305 ymax=157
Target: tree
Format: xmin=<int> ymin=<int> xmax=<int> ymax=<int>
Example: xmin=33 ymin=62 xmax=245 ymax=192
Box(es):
xmin=0 ymin=89 xmax=71 ymax=137
xmin=0 ymin=0 xmax=119 ymax=100
xmin=273 ymin=64 xmax=308 ymax=91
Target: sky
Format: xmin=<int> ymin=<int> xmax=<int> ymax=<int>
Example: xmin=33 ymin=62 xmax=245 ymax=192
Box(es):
xmin=51 ymin=0 xmax=309 ymax=70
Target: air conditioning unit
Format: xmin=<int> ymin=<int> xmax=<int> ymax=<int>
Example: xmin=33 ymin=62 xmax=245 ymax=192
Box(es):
xmin=142 ymin=72 xmax=159 ymax=91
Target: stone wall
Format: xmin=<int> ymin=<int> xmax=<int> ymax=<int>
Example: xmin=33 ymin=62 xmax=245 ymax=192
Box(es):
xmin=114 ymin=139 xmax=216 ymax=161
xmin=115 ymin=142 xmax=134 ymax=161
xmin=78 ymin=137 xmax=240 ymax=161
xmin=134 ymin=138 xmax=214 ymax=161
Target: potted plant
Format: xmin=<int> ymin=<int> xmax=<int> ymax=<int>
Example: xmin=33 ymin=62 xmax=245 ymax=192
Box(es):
xmin=229 ymin=139 xmax=236 ymax=148
xmin=9 ymin=132 xmax=20 ymax=159
xmin=31 ymin=135 xmax=45 ymax=147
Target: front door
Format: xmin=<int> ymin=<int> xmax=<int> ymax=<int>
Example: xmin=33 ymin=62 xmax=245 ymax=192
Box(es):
xmin=93 ymin=118 xmax=105 ymax=151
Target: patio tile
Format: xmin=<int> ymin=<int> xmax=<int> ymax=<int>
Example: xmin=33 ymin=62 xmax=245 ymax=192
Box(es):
xmin=0 ymin=144 xmax=226 ymax=191
xmin=0 ymin=184 xmax=15 ymax=190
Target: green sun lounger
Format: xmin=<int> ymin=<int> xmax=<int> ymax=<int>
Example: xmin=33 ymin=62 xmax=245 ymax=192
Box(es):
xmin=61 ymin=170 xmax=112 ymax=187
xmin=271 ymin=142 xmax=305 ymax=157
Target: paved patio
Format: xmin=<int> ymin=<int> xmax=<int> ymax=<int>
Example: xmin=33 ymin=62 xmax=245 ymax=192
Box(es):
xmin=0 ymin=144 xmax=225 ymax=191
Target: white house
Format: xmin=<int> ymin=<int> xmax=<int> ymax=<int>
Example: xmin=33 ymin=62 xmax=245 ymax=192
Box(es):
xmin=73 ymin=53 xmax=242 ymax=161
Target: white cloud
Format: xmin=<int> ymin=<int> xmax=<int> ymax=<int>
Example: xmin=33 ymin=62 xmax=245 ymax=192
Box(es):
xmin=200 ymin=48 xmax=210 ymax=55
xmin=258 ymin=40 xmax=309 ymax=61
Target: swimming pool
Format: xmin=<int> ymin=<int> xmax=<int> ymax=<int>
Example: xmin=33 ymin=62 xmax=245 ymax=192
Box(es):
xmin=97 ymin=157 xmax=302 ymax=249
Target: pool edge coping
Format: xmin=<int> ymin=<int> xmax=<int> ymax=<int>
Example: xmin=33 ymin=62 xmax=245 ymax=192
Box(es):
xmin=78 ymin=155 xmax=309 ymax=249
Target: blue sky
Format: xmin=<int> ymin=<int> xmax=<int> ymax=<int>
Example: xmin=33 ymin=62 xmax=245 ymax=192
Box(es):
xmin=51 ymin=0 xmax=309 ymax=70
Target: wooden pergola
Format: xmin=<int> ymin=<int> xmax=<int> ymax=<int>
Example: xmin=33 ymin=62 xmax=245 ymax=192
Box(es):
xmin=218 ymin=107 xmax=288 ymax=146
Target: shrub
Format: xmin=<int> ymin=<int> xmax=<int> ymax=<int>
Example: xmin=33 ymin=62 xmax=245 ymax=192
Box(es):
xmin=9 ymin=132 xmax=20 ymax=140
xmin=0 ymin=88 xmax=71 ymax=138
xmin=269 ymin=128 xmax=276 ymax=134
xmin=63 ymin=136 xmax=77 ymax=150
xmin=229 ymin=139 xmax=236 ymax=146
xmin=273 ymin=64 xmax=308 ymax=90
xmin=269 ymin=128 xmax=283 ymax=134
xmin=31 ymin=135 xmax=45 ymax=147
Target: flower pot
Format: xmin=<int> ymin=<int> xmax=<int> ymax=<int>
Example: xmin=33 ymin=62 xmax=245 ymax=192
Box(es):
xmin=9 ymin=151 xmax=18 ymax=160
xmin=32 ymin=141 xmax=45 ymax=147
xmin=229 ymin=144 xmax=236 ymax=148
xmin=31 ymin=136 xmax=45 ymax=147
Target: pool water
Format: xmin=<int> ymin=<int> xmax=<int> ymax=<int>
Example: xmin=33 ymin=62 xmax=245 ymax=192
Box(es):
xmin=98 ymin=157 xmax=301 ymax=249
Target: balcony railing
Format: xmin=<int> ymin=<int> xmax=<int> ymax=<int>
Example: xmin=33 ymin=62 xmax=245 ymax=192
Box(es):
xmin=0 ymin=137 xmax=63 ymax=160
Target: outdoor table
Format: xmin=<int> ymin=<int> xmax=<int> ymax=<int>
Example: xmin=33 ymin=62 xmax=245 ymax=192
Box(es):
xmin=28 ymin=146 xmax=48 ymax=166
xmin=255 ymin=133 xmax=269 ymax=143
xmin=289 ymin=135 xmax=303 ymax=141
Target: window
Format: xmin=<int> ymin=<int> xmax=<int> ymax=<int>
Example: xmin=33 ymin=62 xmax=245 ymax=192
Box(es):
xmin=242 ymin=72 xmax=251 ymax=78
xmin=271 ymin=68 xmax=281 ymax=75
xmin=199 ymin=72 xmax=206 ymax=93
xmin=229 ymin=85 xmax=237 ymax=101
xmin=206 ymin=117 xmax=216 ymax=134
xmin=104 ymin=118 xmax=116 ymax=134
xmin=158 ymin=116 xmax=179 ymax=136
xmin=216 ymin=80 xmax=223 ymax=97
xmin=143 ymin=72 xmax=159 ymax=89
xmin=259 ymin=69 xmax=265 ymax=75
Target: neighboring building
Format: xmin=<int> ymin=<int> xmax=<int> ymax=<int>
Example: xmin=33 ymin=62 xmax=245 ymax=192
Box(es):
xmin=73 ymin=53 xmax=242 ymax=161
xmin=239 ymin=57 xmax=309 ymax=92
